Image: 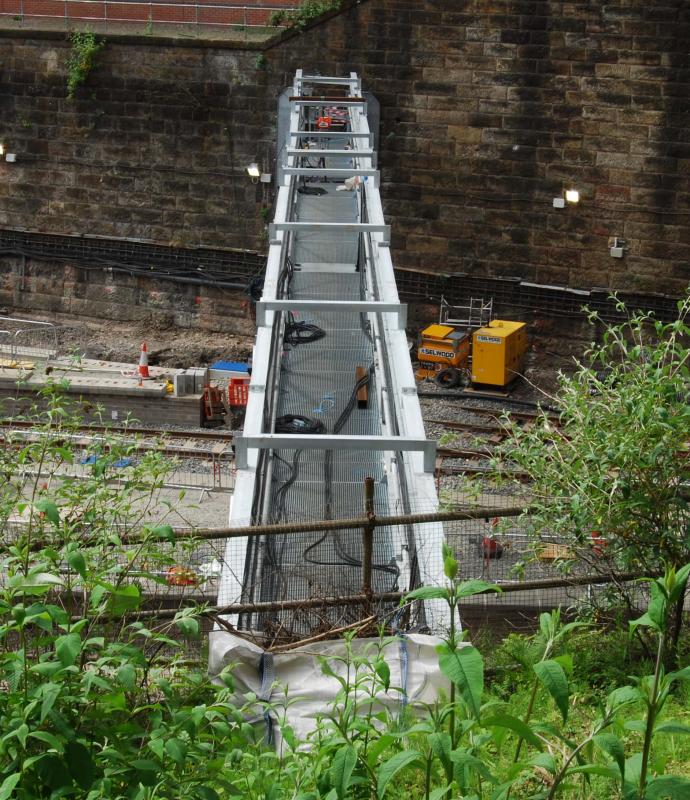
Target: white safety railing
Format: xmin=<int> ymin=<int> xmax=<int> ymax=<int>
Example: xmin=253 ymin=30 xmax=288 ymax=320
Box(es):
xmin=0 ymin=316 xmax=58 ymax=364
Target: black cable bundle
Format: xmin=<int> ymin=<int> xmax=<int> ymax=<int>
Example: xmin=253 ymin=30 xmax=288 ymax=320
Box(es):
xmin=297 ymin=185 xmax=327 ymax=196
xmin=324 ymin=363 xmax=373 ymax=519
xmin=275 ymin=415 xmax=326 ymax=435
xmin=245 ymin=275 xmax=264 ymax=301
xmin=301 ymin=365 xmax=401 ymax=586
xmin=284 ymin=319 xmax=326 ymax=346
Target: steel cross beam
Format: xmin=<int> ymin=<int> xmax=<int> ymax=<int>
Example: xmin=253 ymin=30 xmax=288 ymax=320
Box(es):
xmin=289 ymin=131 xmax=373 ymax=141
xmin=269 ymin=222 xmax=390 ymax=239
xmin=296 ymin=75 xmax=360 ymax=85
xmin=288 ymin=98 xmax=366 ymax=106
xmin=282 ymin=167 xmax=379 ymax=184
xmin=255 ymin=299 xmax=407 ymax=329
xmin=286 ymin=147 xmax=375 ymax=159
xmin=234 ymin=433 xmax=437 ymax=473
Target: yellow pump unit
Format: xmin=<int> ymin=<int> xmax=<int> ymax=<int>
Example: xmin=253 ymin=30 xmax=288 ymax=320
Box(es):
xmin=471 ymin=320 xmax=527 ymax=387
xmin=416 ymin=324 xmax=470 ymax=380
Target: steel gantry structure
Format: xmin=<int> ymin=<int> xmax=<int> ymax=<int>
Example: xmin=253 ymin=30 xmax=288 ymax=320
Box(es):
xmin=216 ymin=71 xmax=447 ymax=637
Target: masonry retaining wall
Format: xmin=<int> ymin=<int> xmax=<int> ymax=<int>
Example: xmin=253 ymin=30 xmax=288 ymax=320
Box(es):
xmin=0 ymin=0 xmax=688 ymax=294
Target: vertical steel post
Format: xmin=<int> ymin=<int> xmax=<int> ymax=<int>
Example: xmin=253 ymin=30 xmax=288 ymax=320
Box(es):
xmin=362 ymin=476 xmax=375 ymax=595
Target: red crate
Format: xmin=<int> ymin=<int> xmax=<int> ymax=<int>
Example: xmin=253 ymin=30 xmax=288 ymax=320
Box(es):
xmin=228 ymin=378 xmax=250 ymax=407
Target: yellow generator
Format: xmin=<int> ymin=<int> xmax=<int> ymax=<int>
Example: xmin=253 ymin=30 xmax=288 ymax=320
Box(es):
xmin=471 ymin=320 xmax=527 ymax=387
xmin=416 ymin=324 xmax=470 ymax=382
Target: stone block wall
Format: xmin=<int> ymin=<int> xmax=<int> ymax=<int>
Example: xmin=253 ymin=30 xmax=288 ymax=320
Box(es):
xmin=0 ymin=256 xmax=253 ymax=334
xmin=0 ymin=0 xmax=689 ymax=295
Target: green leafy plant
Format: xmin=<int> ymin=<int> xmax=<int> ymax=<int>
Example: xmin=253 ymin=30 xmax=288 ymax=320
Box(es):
xmin=66 ymin=31 xmax=105 ymax=100
xmin=0 ymin=387 xmax=246 ymax=798
xmin=2 ymin=391 xmax=689 ymax=800
xmin=494 ymin=297 xmax=690 ymax=659
xmin=269 ymin=0 xmax=341 ymax=30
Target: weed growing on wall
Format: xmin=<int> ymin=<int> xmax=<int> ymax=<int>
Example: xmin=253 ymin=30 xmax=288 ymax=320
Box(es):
xmin=66 ymin=31 xmax=105 ymax=100
xmin=269 ymin=0 xmax=341 ymax=30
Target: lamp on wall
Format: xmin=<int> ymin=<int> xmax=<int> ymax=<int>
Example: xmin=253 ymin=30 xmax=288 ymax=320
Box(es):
xmin=246 ymin=162 xmax=261 ymax=183
xmin=553 ymin=187 xmax=581 ymax=208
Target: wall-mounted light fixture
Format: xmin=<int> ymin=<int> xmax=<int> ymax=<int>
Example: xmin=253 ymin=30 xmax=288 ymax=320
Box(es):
xmin=0 ymin=144 xmax=4 ymax=157
xmin=610 ymin=236 xmax=627 ymax=258
xmin=246 ymin=162 xmax=260 ymax=180
xmin=553 ymin=187 xmax=580 ymax=208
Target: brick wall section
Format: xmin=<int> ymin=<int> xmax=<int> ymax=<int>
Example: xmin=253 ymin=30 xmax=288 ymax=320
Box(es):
xmin=0 ymin=0 xmax=688 ymax=294
xmin=3 ymin=0 xmax=299 ymax=26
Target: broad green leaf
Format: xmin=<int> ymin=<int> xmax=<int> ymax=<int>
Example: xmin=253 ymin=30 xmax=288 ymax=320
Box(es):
xmin=30 ymin=661 xmax=63 ymax=678
xmin=625 ymin=753 xmax=643 ymax=789
xmin=669 ymin=563 xmax=690 ymax=603
xmin=529 ymin=752 xmax=556 ymax=773
xmin=67 ymin=551 xmax=87 ymax=578
xmin=428 ymin=731 xmax=452 ymax=775
xmin=594 ymin=733 xmax=626 ymax=779
xmin=403 ymin=586 xmax=449 ymax=602
xmin=377 ymin=750 xmax=423 ymax=799
xmin=330 ymin=745 xmax=357 ymax=800
xmin=102 ymin=691 xmax=126 ymax=711
xmin=196 ymin=788 xmax=220 ymax=800
xmin=646 ymin=775 xmax=690 ymax=799
xmin=606 ymin=685 xmax=641 ymax=712
xmin=175 ymin=616 xmax=199 ymax=639
xmin=10 ymin=572 xmax=64 ymax=596
xmin=566 ymin=764 xmax=620 ymax=779
xmin=0 ymin=773 xmax=21 ymax=800
xmin=40 ymin=682 xmax=62 ymax=723
xmin=438 ymin=645 xmax=484 ymax=719
xmin=444 ymin=555 xmax=458 ymax=580
xmin=668 ymin=665 xmax=690 ymax=684
xmin=149 ymin=524 xmax=176 ymax=544
xmin=429 ymin=789 xmax=451 ymax=800
xmin=654 ymin=722 xmax=690 ymax=736
xmin=165 ymin=738 xmax=187 ymax=765
xmin=131 ymin=760 xmax=159 ymax=771
xmin=108 ymin=584 xmax=141 ymax=614
xmin=56 ymin=632 xmax=81 ymax=667
xmin=451 ymin=748 xmax=497 ymax=785
xmin=375 ymin=660 xmax=390 ymax=692
xmin=455 ymin=580 xmax=502 ymax=599
xmin=34 ymin=500 xmax=60 ymax=526
xmin=147 ymin=739 xmax=165 ymax=760
xmin=631 ymin=582 xmax=666 ymax=632
xmin=483 ymin=714 xmax=544 ymax=751
xmin=117 ymin=663 xmax=137 ymax=691
xmin=66 ymin=741 xmax=95 ymax=790
xmin=533 ymin=659 xmax=569 ymax=722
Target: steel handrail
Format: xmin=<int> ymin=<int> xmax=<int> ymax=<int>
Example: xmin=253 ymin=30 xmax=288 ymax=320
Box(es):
xmin=1 ymin=0 xmax=291 ymax=28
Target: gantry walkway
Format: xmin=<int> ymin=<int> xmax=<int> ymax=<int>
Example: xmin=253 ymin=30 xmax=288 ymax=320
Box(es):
xmin=218 ymin=71 xmax=446 ymax=636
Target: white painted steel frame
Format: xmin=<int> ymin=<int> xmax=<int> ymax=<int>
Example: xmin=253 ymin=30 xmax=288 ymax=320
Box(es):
xmin=255 ymin=299 xmax=406 ymax=329
xmin=234 ymin=434 xmax=436 ymax=473
xmin=219 ymin=70 xmax=448 ymax=631
xmin=289 ymin=131 xmax=373 ymax=141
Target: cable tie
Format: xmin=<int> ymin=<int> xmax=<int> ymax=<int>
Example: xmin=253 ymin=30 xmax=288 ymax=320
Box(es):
xmin=312 ymin=394 xmax=335 ymax=414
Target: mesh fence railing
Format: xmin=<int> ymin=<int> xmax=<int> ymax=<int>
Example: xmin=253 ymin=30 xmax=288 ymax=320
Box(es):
xmin=6 ymin=497 xmax=682 ymax=651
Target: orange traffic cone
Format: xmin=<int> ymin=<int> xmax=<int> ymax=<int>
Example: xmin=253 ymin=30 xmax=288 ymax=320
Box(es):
xmin=138 ymin=342 xmax=150 ymax=379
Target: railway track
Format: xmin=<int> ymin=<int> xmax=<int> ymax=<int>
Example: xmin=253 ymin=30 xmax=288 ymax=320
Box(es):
xmin=0 ymin=419 xmax=234 ymax=459
xmin=0 ymin=418 xmax=233 ymax=442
